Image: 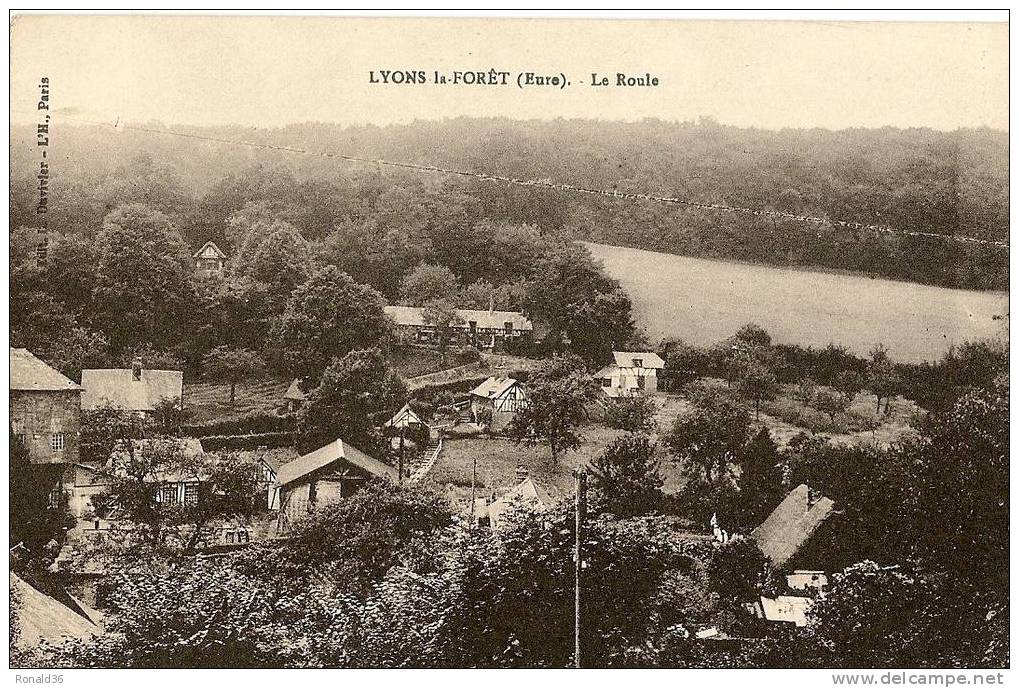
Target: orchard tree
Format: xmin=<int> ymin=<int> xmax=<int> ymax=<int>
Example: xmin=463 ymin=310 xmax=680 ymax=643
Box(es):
xmin=202 ymin=346 xmax=266 ymax=404
xmin=734 ymin=428 xmax=784 ymax=530
xmin=792 ymin=377 xmax=818 ymax=408
xmin=867 ymin=343 xmax=900 ymax=414
xmin=732 ymin=354 xmax=777 ymax=420
xmin=589 ymin=434 xmax=664 ymax=517
xmin=297 ymin=348 xmax=407 ymax=455
xmin=604 ymin=394 xmax=658 ymax=434
xmin=272 ymin=266 xmax=392 ymax=382
xmin=508 ymin=354 xmax=597 ymax=462
xmin=812 ymin=387 xmax=852 ymax=423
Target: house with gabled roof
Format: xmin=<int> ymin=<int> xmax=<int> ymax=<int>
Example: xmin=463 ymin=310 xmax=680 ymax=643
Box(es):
xmin=469 ymin=376 xmax=527 ymax=427
xmin=595 ymin=351 xmax=666 ymax=398
xmin=474 ymin=476 xmax=555 ymax=531
xmin=193 ymin=240 xmax=227 ymax=277
xmin=80 ymin=358 xmax=183 ymax=415
xmin=751 ymin=484 xmax=836 ymax=568
xmin=275 ymin=438 xmax=397 ymax=532
xmin=10 ymin=348 xmax=82 ymax=466
xmin=384 ymin=304 xmax=533 ymax=350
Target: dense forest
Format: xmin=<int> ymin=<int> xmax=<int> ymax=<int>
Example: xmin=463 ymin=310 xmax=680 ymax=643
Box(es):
xmin=10 ymin=118 xmax=1009 ymax=291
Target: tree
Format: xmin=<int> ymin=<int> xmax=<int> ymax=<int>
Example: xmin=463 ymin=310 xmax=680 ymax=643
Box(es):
xmin=272 ymin=266 xmax=392 ymax=382
xmin=202 ymin=346 xmax=266 ymax=404
xmin=297 ymin=348 xmax=407 ymax=455
xmin=91 ymin=204 xmax=196 ymax=353
xmin=589 ymin=434 xmax=664 ymax=517
xmin=400 ymin=262 xmax=460 ymax=306
xmin=523 ymin=243 xmax=638 ymax=364
xmin=832 ymin=370 xmax=865 ymax=399
xmin=732 ymin=353 xmax=777 ymax=420
xmin=792 ymin=377 xmax=817 ymax=408
xmin=604 ymin=393 xmax=658 ymax=434
xmin=10 ymin=433 xmax=72 ymax=551
xmin=867 ymin=355 xmax=901 ymax=415
xmin=812 ymin=387 xmax=852 ymax=423
xmin=660 ymin=341 xmax=705 ymax=390
xmin=664 ymin=387 xmax=752 ymax=523
xmin=90 ymin=439 xmax=262 ymax=552
xmin=734 ymin=428 xmax=784 ymax=530
xmin=229 ymin=219 xmax=314 ymax=304
xmin=706 ymin=536 xmax=770 ymax=610
xmin=732 ymin=323 xmax=772 ymax=350
xmin=40 ymin=327 xmax=111 ymax=382
xmin=507 ymin=355 xmax=596 ymax=462
xmin=421 ymin=298 xmax=465 ymax=359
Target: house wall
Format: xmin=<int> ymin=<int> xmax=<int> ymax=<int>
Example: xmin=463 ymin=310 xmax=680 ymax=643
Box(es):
xmin=393 ymin=324 xmax=531 ymax=350
xmin=606 ymin=368 xmax=658 ymax=394
xmin=10 ymin=389 xmax=81 ymax=464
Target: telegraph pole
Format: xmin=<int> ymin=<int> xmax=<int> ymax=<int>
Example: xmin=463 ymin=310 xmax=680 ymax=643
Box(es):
xmin=398 ymin=425 xmax=405 ymax=484
xmin=574 ymin=468 xmax=587 ymax=669
xmin=469 ymin=454 xmax=477 ymax=532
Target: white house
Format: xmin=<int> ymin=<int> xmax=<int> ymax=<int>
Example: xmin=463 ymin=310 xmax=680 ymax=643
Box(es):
xmin=469 ymin=376 xmax=528 ymax=425
xmin=595 ymin=351 xmax=666 ymax=398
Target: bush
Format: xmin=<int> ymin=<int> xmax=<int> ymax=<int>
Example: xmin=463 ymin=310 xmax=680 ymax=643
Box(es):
xmin=200 ymin=432 xmax=295 ymax=451
xmin=182 ymin=411 xmax=295 ymax=438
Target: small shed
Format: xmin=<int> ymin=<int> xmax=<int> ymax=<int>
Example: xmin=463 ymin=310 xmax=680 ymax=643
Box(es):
xmin=275 ymin=438 xmax=397 ymax=532
xmin=283 ymin=378 xmax=307 ymax=413
xmin=385 ymin=403 xmax=428 ymax=431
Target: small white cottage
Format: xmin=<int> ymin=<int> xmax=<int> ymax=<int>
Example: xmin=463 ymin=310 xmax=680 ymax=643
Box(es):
xmin=595 ymin=351 xmax=666 ymax=398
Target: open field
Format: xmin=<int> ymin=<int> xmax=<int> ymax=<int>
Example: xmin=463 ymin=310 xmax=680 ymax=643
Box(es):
xmin=184 ymin=378 xmax=290 ymax=423
xmin=584 ymin=241 xmax=1009 ymax=363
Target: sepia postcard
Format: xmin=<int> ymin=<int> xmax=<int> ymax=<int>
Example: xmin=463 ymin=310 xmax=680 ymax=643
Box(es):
xmin=6 ymin=10 xmax=1010 ymax=682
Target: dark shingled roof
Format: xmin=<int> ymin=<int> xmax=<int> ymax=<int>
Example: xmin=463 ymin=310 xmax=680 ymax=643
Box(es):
xmin=752 ymin=484 xmax=835 ymax=567
xmin=9 ymin=348 xmax=80 ymax=392
xmin=277 ymin=438 xmax=397 ymax=486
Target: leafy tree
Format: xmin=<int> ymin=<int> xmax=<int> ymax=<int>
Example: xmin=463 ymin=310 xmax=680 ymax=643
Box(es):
xmin=40 ymin=327 xmax=110 ymax=382
xmin=589 ymin=434 xmax=664 ymax=517
xmin=812 ymin=387 xmax=852 ymax=422
xmin=250 ymin=481 xmax=453 ymax=591
xmin=91 ymin=204 xmax=196 ymax=353
xmin=229 ymin=218 xmax=314 ymax=304
xmin=421 ymin=298 xmax=465 ymax=358
xmin=297 ymin=348 xmax=407 ymax=455
xmin=400 ymin=262 xmax=461 ymax=306
xmin=706 ymin=536 xmax=770 ymax=609
xmin=732 ymin=353 xmax=777 ymax=420
xmin=202 ymin=345 xmax=266 ymax=404
xmin=604 ymin=394 xmax=658 ymax=434
xmin=90 ymin=439 xmax=262 ymax=552
xmin=272 ymin=266 xmax=392 ymax=382
xmin=10 ymin=433 xmax=72 ymax=551
xmin=664 ymin=386 xmax=751 ymax=522
xmin=867 ymin=343 xmax=900 ymax=414
xmin=732 ymin=323 xmax=772 ymax=350
xmin=659 ymin=341 xmax=705 ymax=390
xmin=734 ymin=428 xmax=784 ymax=530
xmin=832 ymin=369 xmax=866 ymax=398
xmin=792 ymin=377 xmax=817 ymax=407
xmin=508 ymin=354 xmax=596 ymax=462
xmin=523 ymin=243 xmax=638 ymax=364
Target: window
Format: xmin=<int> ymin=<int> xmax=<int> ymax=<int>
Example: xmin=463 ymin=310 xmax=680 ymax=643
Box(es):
xmin=632 ymin=358 xmax=643 ymax=368
xmin=183 ymin=483 xmax=199 ymax=505
xmin=601 ymin=377 xmax=613 ymax=388
xmin=225 ymin=531 xmax=235 ymax=544
xmin=160 ymin=484 xmax=179 ymax=504
xmin=48 ymin=485 xmax=63 ymax=509
xmin=504 ymin=321 xmax=514 ymax=335
xmin=50 ymin=433 xmax=65 ymax=451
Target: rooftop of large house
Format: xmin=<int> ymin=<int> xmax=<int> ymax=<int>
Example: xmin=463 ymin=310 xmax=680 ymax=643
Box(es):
xmin=752 ymin=484 xmax=836 ymax=567
xmin=384 ymin=305 xmax=533 ymax=331
xmin=277 ymin=438 xmax=398 ymax=487
xmin=10 ymin=348 xmax=80 ymax=392
xmin=80 ymin=364 xmax=183 ymax=412
xmin=10 ymin=573 xmax=102 ymax=648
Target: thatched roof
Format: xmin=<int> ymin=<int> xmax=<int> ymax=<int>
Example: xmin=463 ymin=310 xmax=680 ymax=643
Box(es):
xmin=751 ymin=484 xmax=835 ymax=567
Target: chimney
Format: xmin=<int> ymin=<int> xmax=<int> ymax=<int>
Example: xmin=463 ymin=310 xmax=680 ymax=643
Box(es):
xmin=131 ymin=358 xmax=142 ymax=382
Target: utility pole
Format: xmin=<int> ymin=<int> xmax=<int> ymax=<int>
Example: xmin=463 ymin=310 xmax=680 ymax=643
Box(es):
xmin=574 ymin=467 xmax=587 ymax=669
xmin=398 ymin=425 xmax=405 ymax=484
xmin=469 ymin=454 xmax=477 ymax=532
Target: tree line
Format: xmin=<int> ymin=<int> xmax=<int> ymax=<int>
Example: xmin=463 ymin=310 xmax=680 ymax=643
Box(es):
xmin=11 ymin=118 xmax=1008 ymax=291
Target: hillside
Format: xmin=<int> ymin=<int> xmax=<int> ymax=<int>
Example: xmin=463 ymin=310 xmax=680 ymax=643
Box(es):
xmin=10 ymin=118 xmax=1009 ymax=290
